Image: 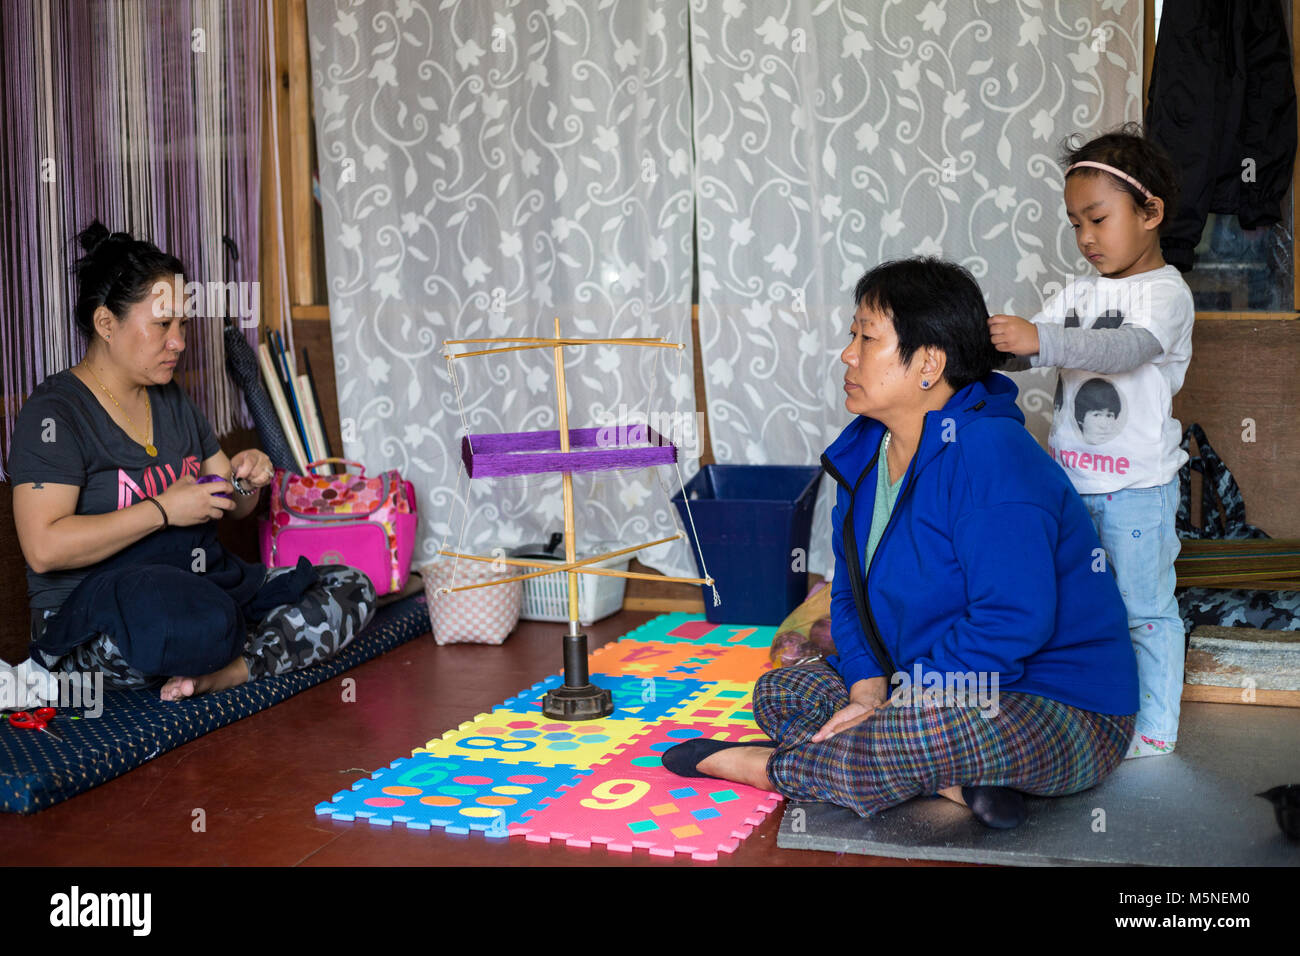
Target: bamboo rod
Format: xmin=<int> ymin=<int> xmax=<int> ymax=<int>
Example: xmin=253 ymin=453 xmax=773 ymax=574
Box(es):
xmin=447 ymin=340 xmax=683 ymax=360
xmin=437 ymin=546 xmax=710 ymax=583
xmin=445 ymin=336 xmax=665 ymax=345
xmin=433 ymin=564 xmax=583 ymax=593
xmin=554 ymin=317 xmax=581 ymax=625
xmin=438 ymin=532 xmax=684 ymax=572
xmin=559 ymin=566 xmax=712 ymax=585
xmin=440 ymin=552 xmax=597 ymax=572
xmin=435 ymin=562 xmax=711 ymax=590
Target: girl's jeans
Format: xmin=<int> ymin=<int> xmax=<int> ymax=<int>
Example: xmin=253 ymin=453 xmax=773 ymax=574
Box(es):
xmin=1079 ymin=477 xmax=1183 ymax=742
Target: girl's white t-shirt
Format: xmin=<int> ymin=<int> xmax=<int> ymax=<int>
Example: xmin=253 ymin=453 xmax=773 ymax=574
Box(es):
xmin=1031 ymin=264 xmax=1195 ymax=494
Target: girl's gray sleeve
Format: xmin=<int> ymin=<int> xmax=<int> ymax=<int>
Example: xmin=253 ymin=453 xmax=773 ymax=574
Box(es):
xmin=1031 ymin=324 xmax=1164 ymax=374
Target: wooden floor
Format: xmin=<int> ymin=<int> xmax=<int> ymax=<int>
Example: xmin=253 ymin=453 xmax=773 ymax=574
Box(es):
xmin=0 ymin=607 xmax=967 ymax=867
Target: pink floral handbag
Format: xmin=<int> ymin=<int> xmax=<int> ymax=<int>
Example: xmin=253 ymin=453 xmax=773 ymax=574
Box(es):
xmin=258 ymin=458 xmax=418 ymax=595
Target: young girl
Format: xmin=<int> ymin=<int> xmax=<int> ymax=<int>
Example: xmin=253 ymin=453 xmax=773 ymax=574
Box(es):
xmin=989 ymin=124 xmax=1193 ymax=759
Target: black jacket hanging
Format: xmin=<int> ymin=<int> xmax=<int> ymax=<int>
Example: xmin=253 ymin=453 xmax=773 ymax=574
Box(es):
xmin=1145 ymin=0 xmax=1297 ymax=273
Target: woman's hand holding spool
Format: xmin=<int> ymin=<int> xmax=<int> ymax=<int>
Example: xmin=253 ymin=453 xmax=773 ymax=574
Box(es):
xmin=155 ymin=475 xmax=237 ymax=526
xmin=229 ymin=449 xmax=275 ymax=492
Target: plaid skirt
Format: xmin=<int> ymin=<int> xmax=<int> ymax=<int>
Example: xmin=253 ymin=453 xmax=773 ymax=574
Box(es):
xmin=754 ymin=660 xmax=1134 ymax=818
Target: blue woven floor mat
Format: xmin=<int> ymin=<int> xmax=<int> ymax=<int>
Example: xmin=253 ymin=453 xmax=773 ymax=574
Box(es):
xmin=1 ymin=593 xmax=431 ymax=814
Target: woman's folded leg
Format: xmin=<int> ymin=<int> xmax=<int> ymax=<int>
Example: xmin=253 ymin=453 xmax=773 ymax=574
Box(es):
xmin=241 ymin=564 xmax=377 ymax=680
xmin=754 ymin=661 xmax=1134 ymax=817
xmin=48 ymin=631 xmax=156 ymax=691
xmin=39 ymin=565 xmax=378 ymax=694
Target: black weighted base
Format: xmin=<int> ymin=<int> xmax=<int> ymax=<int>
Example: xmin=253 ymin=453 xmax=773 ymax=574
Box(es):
xmin=542 ymin=682 xmax=613 ymax=720
xmin=541 ymin=628 xmax=613 ymax=720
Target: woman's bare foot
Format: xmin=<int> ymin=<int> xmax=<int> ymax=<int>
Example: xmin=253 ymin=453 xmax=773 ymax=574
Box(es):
xmin=160 ymin=656 xmax=250 ymax=701
xmin=938 ymin=784 xmax=1026 ymax=828
xmin=695 ymin=746 xmax=776 ymax=790
xmin=938 ymin=785 xmax=967 ymax=806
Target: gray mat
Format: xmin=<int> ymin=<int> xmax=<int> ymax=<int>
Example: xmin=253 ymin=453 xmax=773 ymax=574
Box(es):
xmin=776 ymin=701 xmax=1300 ymax=866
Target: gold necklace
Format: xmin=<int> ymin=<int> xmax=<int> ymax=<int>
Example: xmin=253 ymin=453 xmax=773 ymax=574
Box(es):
xmin=84 ymin=363 xmax=156 ymax=456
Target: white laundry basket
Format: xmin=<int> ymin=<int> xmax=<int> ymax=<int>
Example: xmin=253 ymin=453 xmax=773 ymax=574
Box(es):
xmin=514 ymin=540 xmax=629 ymax=624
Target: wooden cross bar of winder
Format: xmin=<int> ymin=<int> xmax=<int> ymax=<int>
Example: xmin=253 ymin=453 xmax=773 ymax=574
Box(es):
xmin=435 ymin=534 xmax=713 ymax=594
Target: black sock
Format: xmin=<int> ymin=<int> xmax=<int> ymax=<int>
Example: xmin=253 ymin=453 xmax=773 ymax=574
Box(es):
xmin=961 ymin=785 xmax=1027 ymax=829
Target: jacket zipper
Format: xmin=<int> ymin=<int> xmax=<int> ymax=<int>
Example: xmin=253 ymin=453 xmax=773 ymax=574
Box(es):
xmin=822 ymin=443 xmax=896 ymax=678
xmin=864 ymin=418 xmax=929 ymax=669
xmin=823 ymin=418 xmax=931 ymax=680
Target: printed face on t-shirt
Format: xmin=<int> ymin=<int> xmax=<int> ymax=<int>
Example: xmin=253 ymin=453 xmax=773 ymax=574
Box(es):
xmin=1081 ymin=408 xmax=1121 ymax=444
xmin=1072 ymin=377 xmax=1124 ymax=446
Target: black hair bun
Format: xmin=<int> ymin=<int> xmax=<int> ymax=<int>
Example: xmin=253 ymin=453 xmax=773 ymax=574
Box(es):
xmin=76 ymin=220 xmax=113 ymax=254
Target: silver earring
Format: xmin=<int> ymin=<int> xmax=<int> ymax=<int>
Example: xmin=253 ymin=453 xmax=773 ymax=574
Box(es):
xmin=921 ymin=380 xmax=930 ymax=389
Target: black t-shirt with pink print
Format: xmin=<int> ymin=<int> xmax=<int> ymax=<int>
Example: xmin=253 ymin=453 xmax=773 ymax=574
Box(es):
xmin=5 ymin=369 xmax=221 ymax=611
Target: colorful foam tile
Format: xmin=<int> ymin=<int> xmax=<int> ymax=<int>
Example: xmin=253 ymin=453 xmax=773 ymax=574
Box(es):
xmin=622 ymin=613 xmax=778 ymax=648
xmin=498 ymin=673 xmax=708 ymax=723
xmin=415 ymin=711 xmax=652 ymax=768
xmin=579 ymin=639 xmax=775 ymax=685
xmin=662 ymin=680 xmax=759 ymax=727
xmin=599 ymin=720 xmax=773 ymax=775
xmin=510 ymin=723 xmax=781 ymax=861
xmin=669 ymin=644 xmax=774 ymax=683
xmin=587 ymin=640 xmax=699 ymax=679
xmin=314 ymin=754 xmax=590 ymax=836
xmin=600 ymin=675 xmax=711 ymax=721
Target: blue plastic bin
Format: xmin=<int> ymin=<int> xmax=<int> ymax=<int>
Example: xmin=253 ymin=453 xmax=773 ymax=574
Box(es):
xmin=671 ymin=464 xmax=823 ymax=625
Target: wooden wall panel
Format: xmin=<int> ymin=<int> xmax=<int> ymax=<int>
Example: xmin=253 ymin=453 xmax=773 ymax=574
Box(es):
xmin=1172 ymin=320 xmax=1300 ymax=538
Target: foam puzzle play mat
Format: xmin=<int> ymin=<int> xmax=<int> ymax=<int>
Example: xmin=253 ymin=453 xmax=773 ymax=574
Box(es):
xmin=314 ymin=613 xmax=783 ymax=860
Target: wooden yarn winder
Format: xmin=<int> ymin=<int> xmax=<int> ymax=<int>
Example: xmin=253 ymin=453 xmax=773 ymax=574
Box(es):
xmin=438 ymin=319 xmax=718 ymax=720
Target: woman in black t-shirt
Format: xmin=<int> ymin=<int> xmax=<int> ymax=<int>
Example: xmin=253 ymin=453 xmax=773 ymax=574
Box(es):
xmin=6 ymin=221 xmax=375 ymax=699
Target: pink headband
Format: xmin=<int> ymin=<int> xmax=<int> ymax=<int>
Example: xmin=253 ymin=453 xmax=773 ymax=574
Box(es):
xmin=1066 ymin=161 xmax=1153 ymax=200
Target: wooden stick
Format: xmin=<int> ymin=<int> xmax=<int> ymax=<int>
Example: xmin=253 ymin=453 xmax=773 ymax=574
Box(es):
xmin=437 ymin=566 xmax=712 ymax=592
xmin=258 ymin=343 xmax=309 ymax=472
xmin=287 ymin=0 xmax=313 ymax=305
xmin=554 ymin=317 xmax=581 ymax=625
xmin=440 ymin=553 xmax=590 ymax=572
xmin=434 ymin=548 xmax=712 ymax=586
xmin=447 ymin=340 xmax=682 ymax=360
xmin=435 ymin=564 xmax=585 ymax=593
xmin=449 ymin=340 xmax=670 ymax=348
xmin=298 ymin=373 xmax=331 ymax=476
xmin=437 ymin=533 xmax=683 ymax=571
xmin=553 ymin=566 xmax=712 ymax=586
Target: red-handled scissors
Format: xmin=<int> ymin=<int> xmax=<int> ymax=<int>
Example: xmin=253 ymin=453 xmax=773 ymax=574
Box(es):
xmin=7 ymin=707 xmax=65 ymax=743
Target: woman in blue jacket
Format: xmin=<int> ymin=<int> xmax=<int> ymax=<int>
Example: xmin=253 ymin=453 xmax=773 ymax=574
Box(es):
xmin=664 ymin=257 xmax=1139 ymax=829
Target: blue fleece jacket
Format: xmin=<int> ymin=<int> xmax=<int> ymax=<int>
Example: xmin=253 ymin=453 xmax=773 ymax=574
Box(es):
xmin=821 ymin=373 xmax=1140 ymax=716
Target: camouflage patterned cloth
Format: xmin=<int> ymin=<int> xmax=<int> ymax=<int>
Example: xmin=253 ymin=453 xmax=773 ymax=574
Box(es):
xmin=1171 ymin=423 xmax=1297 ymax=639
xmin=34 ymin=564 xmax=377 ymax=689
xmin=1177 ymin=586 xmax=1300 ymax=637
xmin=1176 ymin=423 xmax=1269 ymax=540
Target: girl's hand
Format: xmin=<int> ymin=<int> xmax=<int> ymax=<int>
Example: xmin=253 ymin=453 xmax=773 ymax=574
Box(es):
xmin=988 ymin=314 xmax=1039 ymax=356
xmin=230 ymin=449 xmax=274 ymax=489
